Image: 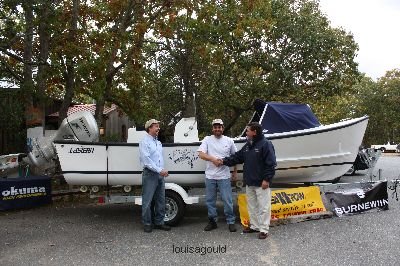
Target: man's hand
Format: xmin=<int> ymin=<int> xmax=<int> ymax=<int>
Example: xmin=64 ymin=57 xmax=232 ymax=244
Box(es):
xmin=212 ymin=158 xmax=223 ymax=167
xmin=160 ymin=169 xmax=169 ymax=177
xmin=261 ymin=180 xmax=269 ymax=190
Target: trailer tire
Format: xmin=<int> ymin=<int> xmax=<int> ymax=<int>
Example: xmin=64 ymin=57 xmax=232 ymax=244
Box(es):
xmin=164 ymin=190 xmax=185 ymax=226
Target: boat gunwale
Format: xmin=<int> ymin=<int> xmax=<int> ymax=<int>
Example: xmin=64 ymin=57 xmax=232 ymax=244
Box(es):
xmin=53 ymin=115 xmax=369 ymax=147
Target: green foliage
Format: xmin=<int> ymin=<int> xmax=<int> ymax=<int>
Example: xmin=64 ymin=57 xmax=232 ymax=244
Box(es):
xmin=360 ymin=70 xmax=400 ymax=145
xmin=138 ymin=0 xmax=360 ymax=136
xmin=316 ymin=70 xmax=400 ymax=146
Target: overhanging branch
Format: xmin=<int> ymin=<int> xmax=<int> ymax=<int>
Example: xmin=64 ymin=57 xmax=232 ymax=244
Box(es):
xmin=0 ymin=48 xmax=24 ymax=63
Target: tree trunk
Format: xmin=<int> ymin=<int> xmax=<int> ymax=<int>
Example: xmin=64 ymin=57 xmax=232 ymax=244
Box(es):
xmin=37 ymin=1 xmax=51 ymax=134
xmin=95 ymin=1 xmax=136 ymax=126
xmin=22 ymin=2 xmax=34 ymax=119
xmin=59 ymin=0 xmax=79 ymax=125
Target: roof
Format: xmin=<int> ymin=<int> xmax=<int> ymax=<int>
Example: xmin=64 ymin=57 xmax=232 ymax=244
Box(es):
xmin=48 ymin=104 xmax=118 ymax=117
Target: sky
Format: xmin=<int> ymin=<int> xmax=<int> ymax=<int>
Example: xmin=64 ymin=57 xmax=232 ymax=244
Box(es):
xmin=318 ymin=0 xmax=400 ymax=80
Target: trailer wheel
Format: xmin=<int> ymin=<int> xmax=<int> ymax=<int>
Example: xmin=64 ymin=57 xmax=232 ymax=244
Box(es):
xmin=164 ymin=190 xmax=185 ymax=226
xmin=380 ymin=147 xmax=386 ymax=153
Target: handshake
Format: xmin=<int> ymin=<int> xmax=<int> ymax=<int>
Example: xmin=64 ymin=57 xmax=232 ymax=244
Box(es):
xmin=212 ymin=158 xmax=224 ymax=167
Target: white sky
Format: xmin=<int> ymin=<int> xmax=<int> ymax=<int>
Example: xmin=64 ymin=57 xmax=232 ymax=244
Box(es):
xmin=318 ymin=0 xmax=400 ymax=80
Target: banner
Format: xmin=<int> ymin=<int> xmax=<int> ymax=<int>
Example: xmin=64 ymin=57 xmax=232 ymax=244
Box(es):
xmin=238 ymin=186 xmax=326 ymax=226
xmin=324 ymin=181 xmax=388 ymax=217
xmin=0 ymin=176 xmax=52 ymax=211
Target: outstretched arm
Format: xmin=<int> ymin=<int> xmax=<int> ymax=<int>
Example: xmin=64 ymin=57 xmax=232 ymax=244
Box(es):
xmin=223 ymin=145 xmax=246 ymax=167
xmin=198 ymin=151 xmax=221 ymax=167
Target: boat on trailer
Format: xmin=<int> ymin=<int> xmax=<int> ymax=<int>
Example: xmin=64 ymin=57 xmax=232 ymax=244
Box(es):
xmin=53 ymin=100 xmax=369 ymax=186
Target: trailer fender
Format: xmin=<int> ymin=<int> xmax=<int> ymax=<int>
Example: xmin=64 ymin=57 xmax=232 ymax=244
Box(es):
xmin=134 ymin=183 xmax=199 ymax=205
xmin=165 ymin=183 xmax=199 ymax=204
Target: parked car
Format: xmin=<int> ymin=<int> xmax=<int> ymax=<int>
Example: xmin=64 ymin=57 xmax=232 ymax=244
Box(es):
xmin=371 ymin=142 xmax=399 ymax=153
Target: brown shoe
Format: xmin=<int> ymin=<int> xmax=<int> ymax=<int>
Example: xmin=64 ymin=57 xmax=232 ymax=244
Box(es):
xmin=258 ymin=232 xmax=268 ymax=239
xmin=242 ymin=227 xmax=259 ymax=233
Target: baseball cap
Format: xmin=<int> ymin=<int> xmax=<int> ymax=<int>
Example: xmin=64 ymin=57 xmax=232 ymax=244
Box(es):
xmin=145 ymin=119 xmax=160 ymax=129
xmin=212 ymin=118 xmax=223 ymax=126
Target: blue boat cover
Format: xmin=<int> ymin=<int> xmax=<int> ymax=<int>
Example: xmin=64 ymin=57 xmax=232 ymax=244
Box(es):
xmin=249 ymin=99 xmax=320 ymax=134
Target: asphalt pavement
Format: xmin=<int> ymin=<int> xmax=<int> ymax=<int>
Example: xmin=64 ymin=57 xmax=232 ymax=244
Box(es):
xmin=1 ymin=153 xmax=400 ymax=265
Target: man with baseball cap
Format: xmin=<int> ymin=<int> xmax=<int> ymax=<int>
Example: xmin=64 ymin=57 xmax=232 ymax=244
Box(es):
xmin=197 ymin=118 xmax=238 ymax=232
xmin=139 ymin=118 xmax=170 ymax=233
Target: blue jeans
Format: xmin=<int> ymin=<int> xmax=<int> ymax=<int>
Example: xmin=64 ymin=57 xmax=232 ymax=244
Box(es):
xmin=205 ymin=178 xmax=235 ymax=224
xmin=142 ymin=169 xmax=165 ymax=225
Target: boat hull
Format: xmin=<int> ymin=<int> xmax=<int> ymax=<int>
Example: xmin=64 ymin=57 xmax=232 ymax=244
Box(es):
xmin=54 ymin=116 xmax=368 ymax=185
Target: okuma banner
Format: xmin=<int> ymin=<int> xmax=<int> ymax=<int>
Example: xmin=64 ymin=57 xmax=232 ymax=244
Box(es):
xmin=0 ymin=176 xmax=52 ymax=211
xmin=324 ymin=181 xmax=388 ymax=217
xmin=238 ymin=186 xmax=326 ymax=226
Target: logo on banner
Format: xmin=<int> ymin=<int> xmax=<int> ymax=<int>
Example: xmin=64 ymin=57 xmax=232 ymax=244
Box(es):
xmin=1 ymin=186 xmax=47 ymax=200
xmin=325 ymin=181 xmax=389 ymax=217
xmin=272 ymin=191 xmax=305 ymax=205
xmin=356 ymin=191 xmax=365 ymax=198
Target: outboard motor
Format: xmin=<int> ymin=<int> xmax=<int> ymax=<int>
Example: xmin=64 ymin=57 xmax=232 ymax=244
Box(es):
xmin=28 ymin=111 xmax=99 ymax=167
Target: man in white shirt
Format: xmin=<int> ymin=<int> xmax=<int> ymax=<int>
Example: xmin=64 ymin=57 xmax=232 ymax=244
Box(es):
xmin=197 ymin=119 xmax=238 ymax=232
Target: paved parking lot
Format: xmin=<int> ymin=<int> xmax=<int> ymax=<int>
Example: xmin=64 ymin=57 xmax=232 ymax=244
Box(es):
xmin=1 ymin=154 xmax=400 ymax=265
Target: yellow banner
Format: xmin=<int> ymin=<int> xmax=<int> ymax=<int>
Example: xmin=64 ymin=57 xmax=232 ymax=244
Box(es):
xmin=238 ymin=186 xmax=326 ymax=226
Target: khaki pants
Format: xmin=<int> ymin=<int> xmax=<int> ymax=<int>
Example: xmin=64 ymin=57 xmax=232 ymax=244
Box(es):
xmin=246 ymin=186 xmax=271 ymax=233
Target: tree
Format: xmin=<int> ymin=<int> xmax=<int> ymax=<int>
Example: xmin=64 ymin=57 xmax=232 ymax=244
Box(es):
xmin=57 ymin=0 xmax=80 ymax=125
xmin=367 ymin=69 xmax=400 ymax=144
xmin=1 ymin=0 xmax=362 ymax=142
xmin=140 ymin=0 xmax=360 ymax=136
xmin=76 ymin=0 xmax=174 ymax=126
xmin=0 ymin=0 xmax=56 ymax=131
xmin=336 ymin=70 xmax=400 ymax=146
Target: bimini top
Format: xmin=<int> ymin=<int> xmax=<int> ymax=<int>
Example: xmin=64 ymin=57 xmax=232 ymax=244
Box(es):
xmin=245 ymin=99 xmax=321 ymax=135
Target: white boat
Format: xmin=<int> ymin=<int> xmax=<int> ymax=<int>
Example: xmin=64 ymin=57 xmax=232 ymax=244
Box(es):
xmin=52 ymin=100 xmax=369 ymax=186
